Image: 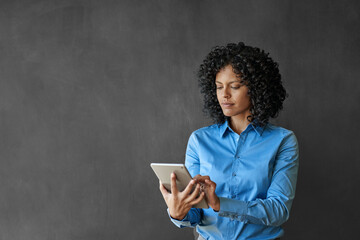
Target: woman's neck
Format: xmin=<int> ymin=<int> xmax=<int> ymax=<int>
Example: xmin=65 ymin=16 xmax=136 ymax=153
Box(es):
xmin=229 ymin=115 xmax=251 ymax=135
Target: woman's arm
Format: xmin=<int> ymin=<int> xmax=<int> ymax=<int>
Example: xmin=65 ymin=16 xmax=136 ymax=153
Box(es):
xmin=166 ymin=132 xmax=204 ymax=228
xmin=200 ymin=132 xmax=299 ymax=226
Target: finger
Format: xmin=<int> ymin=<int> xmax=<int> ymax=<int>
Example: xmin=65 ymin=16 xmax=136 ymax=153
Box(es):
xmin=187 ymin=183 xmax=201 ymax=202
xmin=190 ymin=191 xmax=205 ymax=206
xmin=182 ymin=179 xmax=196 ymax=196
xmin=196 ymin=175 xmax=210 ymax=183
xmin=205 ymin=179 xmax=216 ymax=193
xmin=170 ymin=172 xmax=179 ymax=194
xmin=159 ymin=181 xmax=170 ymax=198
xmin=193 ymin=174 xmax=201 ymax=181
xmin=202 ymin=175 xmax=211 ymax=180
xmin=205 ymin=179 xmax=216 ymax=189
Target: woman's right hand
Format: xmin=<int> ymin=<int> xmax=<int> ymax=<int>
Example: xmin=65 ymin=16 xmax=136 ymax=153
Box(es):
xmin=159 ymin=172 xmax=205 ymax=220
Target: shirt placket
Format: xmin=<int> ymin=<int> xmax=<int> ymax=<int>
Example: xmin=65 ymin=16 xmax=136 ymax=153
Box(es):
xmin=230 ymin=130 xmax=248 ymax=199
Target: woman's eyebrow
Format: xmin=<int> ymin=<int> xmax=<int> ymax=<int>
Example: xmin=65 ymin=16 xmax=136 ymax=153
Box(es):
xmin=215 ymin=80 xmax=241 ymax=84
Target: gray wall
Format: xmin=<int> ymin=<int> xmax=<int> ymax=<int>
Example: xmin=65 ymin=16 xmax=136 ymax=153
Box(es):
xmin=0 ymin=0 xmax=359 ymax=239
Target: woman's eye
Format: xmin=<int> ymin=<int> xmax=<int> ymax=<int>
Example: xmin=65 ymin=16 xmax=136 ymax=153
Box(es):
xmin=231 ymin=86 xmax=240 ymax=89
xmin=216 ymin=86 xmax=223 ymax=90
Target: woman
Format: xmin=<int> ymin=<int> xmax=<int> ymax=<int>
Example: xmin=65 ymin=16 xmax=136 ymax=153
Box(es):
xmin=159 ymin=42 xmax=299 ymax=240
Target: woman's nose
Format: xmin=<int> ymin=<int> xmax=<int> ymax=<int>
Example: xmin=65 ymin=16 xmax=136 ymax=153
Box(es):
xmin=223 ymin=88 xmax=230 ymax=99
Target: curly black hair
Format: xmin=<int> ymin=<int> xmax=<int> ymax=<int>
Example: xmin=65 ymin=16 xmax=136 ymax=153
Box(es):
xmin=198 ymin=42 xmax=287 ymax=126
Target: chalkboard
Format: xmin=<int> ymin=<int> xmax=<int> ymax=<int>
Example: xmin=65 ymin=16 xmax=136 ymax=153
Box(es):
xmin=0 ymin=0 xmax=359 ymax=239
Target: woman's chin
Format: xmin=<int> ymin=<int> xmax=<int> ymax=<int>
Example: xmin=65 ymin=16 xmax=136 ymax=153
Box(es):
xmin=222 ymin=110 xmax=235 ymax=117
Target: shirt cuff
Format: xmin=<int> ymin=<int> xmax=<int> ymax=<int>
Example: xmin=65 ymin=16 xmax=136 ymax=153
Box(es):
xmin=218 ymin=197 xmax=248 ymax=221
xmin=167 ymin=208 xmax=192 ymax=228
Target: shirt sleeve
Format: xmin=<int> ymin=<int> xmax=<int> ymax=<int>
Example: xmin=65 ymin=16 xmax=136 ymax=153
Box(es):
xmin=168 ymin=132 xmax=203 ymax=228
xmin=167 ymin=208 xmax=203 ymax=228
xmin=218 ymin=131 xmax=299 ymax=227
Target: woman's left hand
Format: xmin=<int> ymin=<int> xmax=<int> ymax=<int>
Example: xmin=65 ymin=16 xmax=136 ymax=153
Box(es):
xmin=193 ymin=175 xmax=220 ymax=211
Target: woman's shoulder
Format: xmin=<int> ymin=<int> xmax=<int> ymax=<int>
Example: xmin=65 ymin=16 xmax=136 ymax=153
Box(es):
xmin=265 ymin=123 xmax=295 ymax=135
xmin=190 ymin=123 xmax=222 ymax=138
xmin=264 ymin=123 xmax=298 ymax=144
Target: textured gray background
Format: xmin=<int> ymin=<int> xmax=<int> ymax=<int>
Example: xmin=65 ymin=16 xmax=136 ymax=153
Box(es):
xmin=0 ymin=0 xmax=359 ymax=239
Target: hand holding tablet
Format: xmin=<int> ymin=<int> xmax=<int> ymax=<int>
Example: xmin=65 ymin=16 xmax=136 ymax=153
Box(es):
xmin=151 ymin=163 xmax=209 ymax=215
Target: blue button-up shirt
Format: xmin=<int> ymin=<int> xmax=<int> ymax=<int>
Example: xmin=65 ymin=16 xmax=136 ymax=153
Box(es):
xmin=169 ymin=120 xmax=299 ymax=240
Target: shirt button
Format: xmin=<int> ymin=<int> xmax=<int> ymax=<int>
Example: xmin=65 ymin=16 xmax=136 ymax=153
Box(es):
xmin=231 ymin=195 xmax=236 ymax=199
xmin=232 ymin=172 xmax=236 ymax=176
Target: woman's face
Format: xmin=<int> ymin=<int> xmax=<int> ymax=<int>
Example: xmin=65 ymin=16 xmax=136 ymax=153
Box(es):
xmin=215 ymin=65 xmax=251 ymax=118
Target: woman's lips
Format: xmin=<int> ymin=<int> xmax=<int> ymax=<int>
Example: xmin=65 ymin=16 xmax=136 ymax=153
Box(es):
xmin=221 ymin=103 xmax=234 ymax=108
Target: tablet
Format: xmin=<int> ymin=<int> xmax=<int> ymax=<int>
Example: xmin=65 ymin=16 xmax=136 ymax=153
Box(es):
xmin=151 ymin=163 xmax=208 ymax=209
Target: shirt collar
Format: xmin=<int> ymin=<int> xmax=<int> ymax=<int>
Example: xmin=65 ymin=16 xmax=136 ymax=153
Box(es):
xmin=219 ymin=120 xmax=231 ymax=137
xmin=252 ymin=123 xmax=266 ymax=136
xmin=219 ymin=120 xmax=266 ymax=137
